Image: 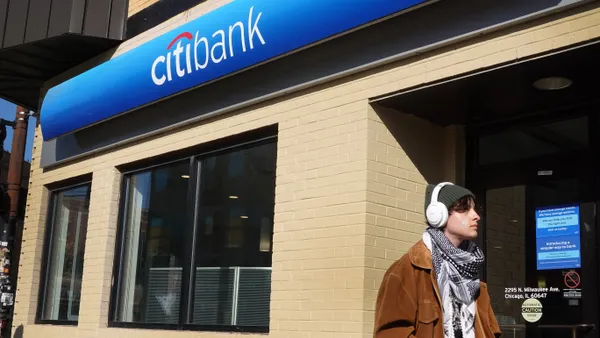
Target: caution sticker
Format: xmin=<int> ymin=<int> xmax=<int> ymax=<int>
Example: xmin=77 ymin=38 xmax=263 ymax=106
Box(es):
xmin=521 ymin=298 xmax=543 ymax=323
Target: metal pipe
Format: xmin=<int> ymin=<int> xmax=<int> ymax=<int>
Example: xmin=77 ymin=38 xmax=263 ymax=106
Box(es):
xmin=0 ymin=105 xmax=29 ymax=338
xmin=7 ymin=106 xmax=28 ymax=223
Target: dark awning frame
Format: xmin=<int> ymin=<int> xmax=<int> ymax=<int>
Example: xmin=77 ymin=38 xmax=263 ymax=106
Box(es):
xmin=0 ymin=0 xmax=128 ymax=110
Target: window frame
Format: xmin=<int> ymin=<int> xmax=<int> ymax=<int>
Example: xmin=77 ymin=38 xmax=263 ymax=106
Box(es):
xmin=36 ymin=177 xmax=93 ymax=326
xmin=108 ymin=133 xmax=277 ymax=333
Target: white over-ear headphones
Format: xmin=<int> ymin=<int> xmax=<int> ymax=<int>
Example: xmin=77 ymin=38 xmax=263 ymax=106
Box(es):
xmin=426 ymin=182 xmax=454 ymax=228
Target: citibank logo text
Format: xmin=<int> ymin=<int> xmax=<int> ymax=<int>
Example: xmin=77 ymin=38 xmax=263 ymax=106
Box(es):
xmin=151 ymin=6 xmax=266 ymax=86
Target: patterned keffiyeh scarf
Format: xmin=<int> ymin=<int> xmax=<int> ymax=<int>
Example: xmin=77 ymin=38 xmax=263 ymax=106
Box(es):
xmin=427 ymin=228 xmax=485 ymax=338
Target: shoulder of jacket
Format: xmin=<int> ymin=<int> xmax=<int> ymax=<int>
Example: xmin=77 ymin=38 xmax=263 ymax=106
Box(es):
xmin=383 ymin=252 xmax=417 ymax=280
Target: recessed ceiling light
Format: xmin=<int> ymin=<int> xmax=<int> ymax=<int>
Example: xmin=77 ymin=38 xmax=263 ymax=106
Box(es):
xmin=533 ymin=76 xmax=572 ymax=91
xmin=181 ymin=175 xmax=190 ymax=179
xmin=229 ymin=196 xmax=239 ymax=199
xmin=240 ymin=215 xmax=248 ymax=219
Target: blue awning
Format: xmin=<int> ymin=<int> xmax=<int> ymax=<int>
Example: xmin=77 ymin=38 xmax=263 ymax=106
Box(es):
xmin=40 ymin=0 xmax=430 ymax=141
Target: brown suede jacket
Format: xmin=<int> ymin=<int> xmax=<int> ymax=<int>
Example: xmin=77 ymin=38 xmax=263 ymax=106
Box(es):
xmin=374 ymin=240 xmax=502 ymax=338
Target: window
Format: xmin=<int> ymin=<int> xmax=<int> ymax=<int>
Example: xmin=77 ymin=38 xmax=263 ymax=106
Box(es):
xmin=38 ymin=183 xmax=91 ymax=323
xmin=115 ymin=160 xmax=189 ymax=324
xmin=111 ymin=139 xmax=277 ymax=332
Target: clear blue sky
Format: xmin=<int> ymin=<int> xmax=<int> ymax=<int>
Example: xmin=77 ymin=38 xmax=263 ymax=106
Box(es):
xmin=0 ymin=99 xmax=36 ymax=162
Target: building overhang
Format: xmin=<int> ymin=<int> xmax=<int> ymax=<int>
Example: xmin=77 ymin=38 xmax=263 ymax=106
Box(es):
xmin=372 ymin=38 xmax=600 ymax=127
xmin=0 ymin=35 xmax=122 ymax=110
xmin=0 ymin=0 xmax=128 ymax=111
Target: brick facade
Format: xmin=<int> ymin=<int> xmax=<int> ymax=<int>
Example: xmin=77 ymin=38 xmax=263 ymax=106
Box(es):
xmin=128 ymin=0 xmax=160 ymax=16
xmin=12 ymin=1 xmax=600 ymax=337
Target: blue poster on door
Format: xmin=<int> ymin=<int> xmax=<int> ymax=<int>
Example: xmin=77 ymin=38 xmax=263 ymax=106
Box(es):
xmin=536 ymin=205 xmax=581 ymax=270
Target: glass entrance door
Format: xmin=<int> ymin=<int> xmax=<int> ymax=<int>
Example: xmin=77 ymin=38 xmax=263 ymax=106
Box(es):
xmin=468 ymin=113 xmax=600 ymax=338
xmin=485 ymin=180 xmax=598 ymax=338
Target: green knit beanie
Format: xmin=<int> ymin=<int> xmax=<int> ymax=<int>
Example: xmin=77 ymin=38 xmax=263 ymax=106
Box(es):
xmin=424 ymin=183 xmax=475 ymax=215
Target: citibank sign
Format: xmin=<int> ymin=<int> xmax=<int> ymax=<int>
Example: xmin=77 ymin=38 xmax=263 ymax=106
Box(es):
xmin=40 ymin=0 xmax=430 ymax=141
xmin=151 ymin=6 xmax=265 ymax=86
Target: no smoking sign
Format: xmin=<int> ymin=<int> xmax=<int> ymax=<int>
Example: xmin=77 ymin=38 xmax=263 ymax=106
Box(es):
xmin=564 ymin=271 xmax=581 ymax=289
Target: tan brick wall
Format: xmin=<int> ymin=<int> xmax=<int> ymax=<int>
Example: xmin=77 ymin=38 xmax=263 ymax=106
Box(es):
xmin=13 ymin=2 xmax=600 ymax=338
xmin=361 ymin=105 xmax=465 ymax=335
xmin=14 ymin=121 xmax=48 ymax=327
xmin=75 ymin=168 xmax=122 ymax=338
xmin=121 ymin=0 xmax=233 ymax=54
xmin=128 ymin=0 xmax=159 ymax=17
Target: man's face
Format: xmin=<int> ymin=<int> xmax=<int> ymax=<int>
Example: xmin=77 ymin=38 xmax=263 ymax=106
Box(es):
xmin=445 ymin=199 xmax=480 ymax=243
